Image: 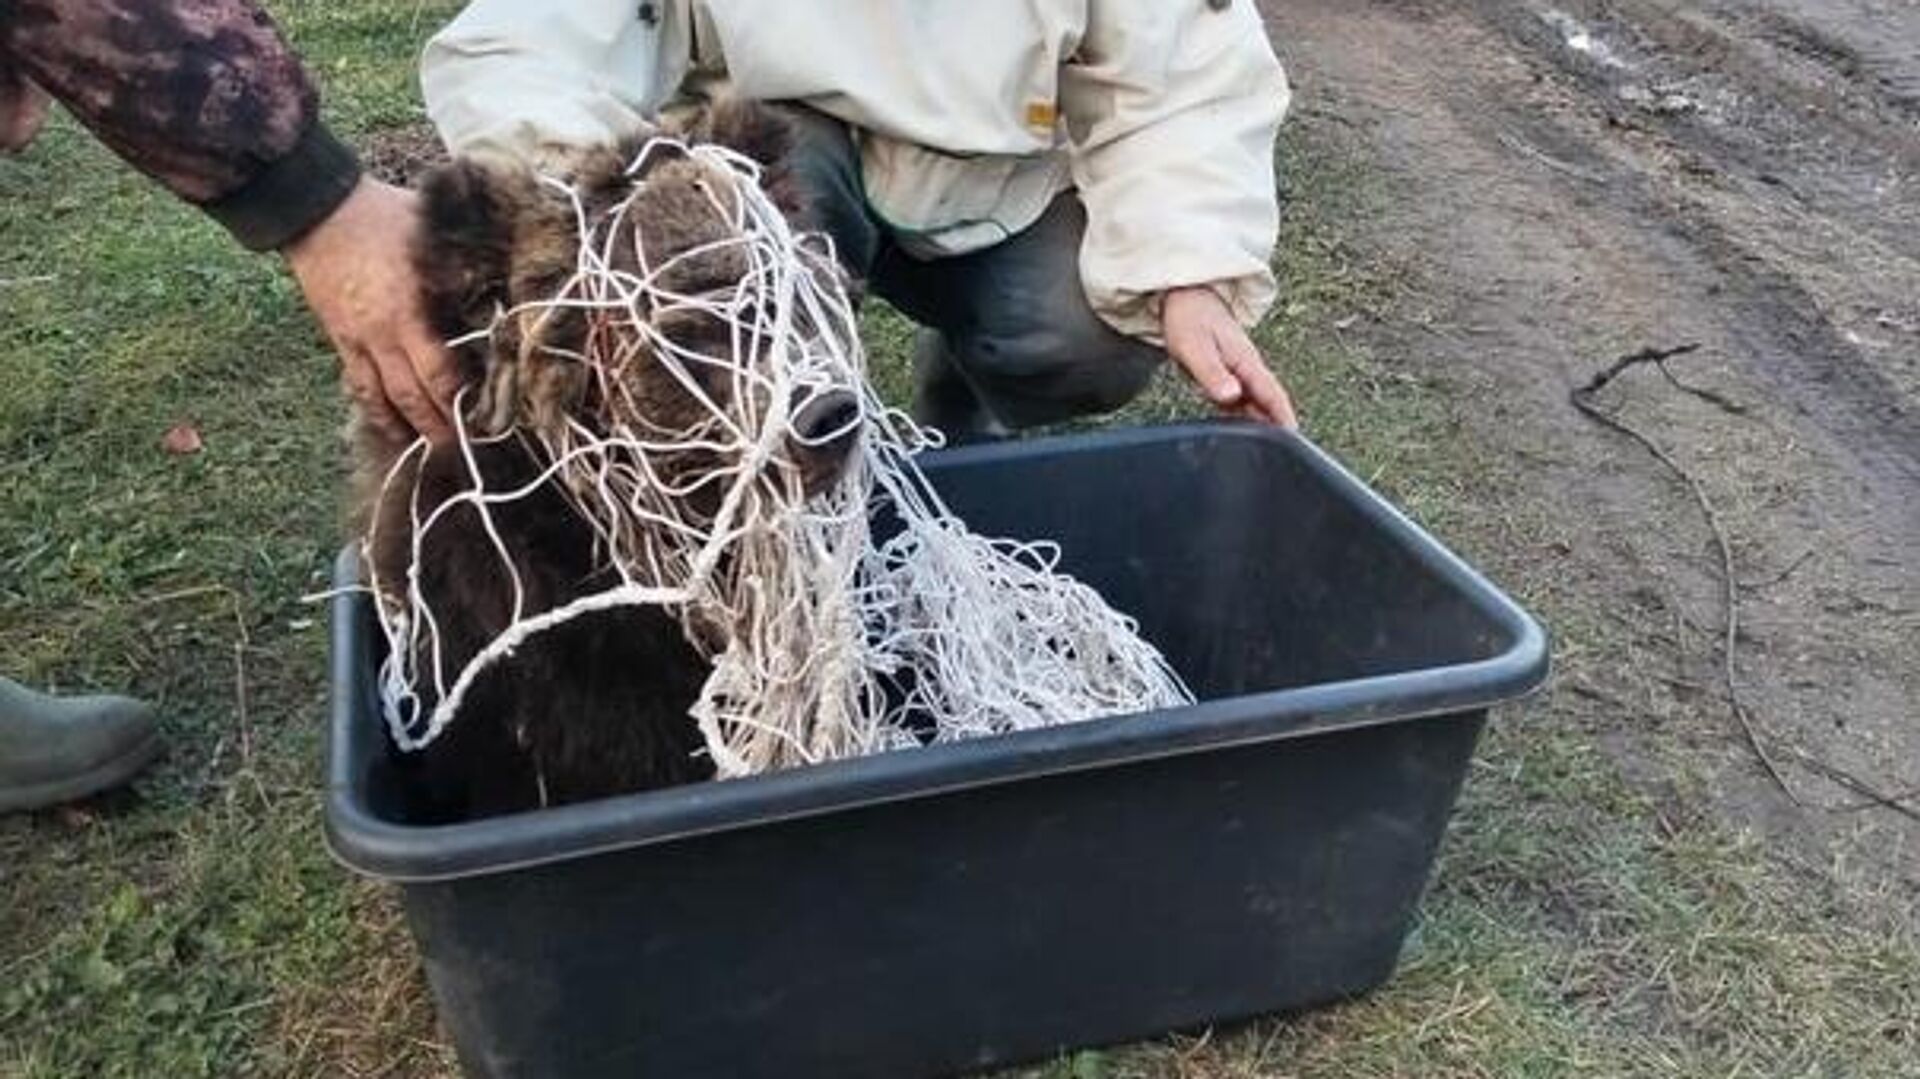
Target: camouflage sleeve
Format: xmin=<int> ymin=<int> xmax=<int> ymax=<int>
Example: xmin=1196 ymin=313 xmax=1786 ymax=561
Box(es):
xmin=0 ymin=0 xmax=362 ymax=250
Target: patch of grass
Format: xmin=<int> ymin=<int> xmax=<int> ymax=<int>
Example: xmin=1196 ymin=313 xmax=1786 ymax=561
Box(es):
xmin=3 ymin=3 xmax=1917 ymax=1076
xmin=1 ymin=4 xmax=461 ymax=1076
xmin=3 ymin=789 xmax=449 ymax=1078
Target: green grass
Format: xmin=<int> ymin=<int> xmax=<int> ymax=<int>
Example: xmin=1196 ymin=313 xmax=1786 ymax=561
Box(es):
xmin=3 ymin=3 xmax=1916 ymax=1076
xmin=1 ymin=5 xmax=458 ymax=1076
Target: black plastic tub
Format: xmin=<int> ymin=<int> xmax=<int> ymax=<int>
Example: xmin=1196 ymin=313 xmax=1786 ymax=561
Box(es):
xmin=326 ymin=424 xmax=1548 ymax=1079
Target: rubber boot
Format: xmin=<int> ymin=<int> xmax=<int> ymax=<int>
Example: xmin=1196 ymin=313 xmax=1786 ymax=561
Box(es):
xmin=911 ymin=330 xmax=1010 ymax=446
xmin=0 ymin=677 xmax=162 ymax=812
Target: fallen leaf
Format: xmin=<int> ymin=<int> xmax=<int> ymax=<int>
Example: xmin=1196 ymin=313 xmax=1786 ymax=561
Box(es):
xmin=160 ymin=422 xmax=203 ymax=455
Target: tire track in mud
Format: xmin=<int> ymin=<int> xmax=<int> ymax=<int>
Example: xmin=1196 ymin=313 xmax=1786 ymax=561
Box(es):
xmin=1268 ymin=0 xmax=1920 ymax=891
xmin=1734 ymin=0 xmax=1920 ymax=120
xmin=1664 ymin=208 xmax=1920 ymax=489
xmin=1494 ymin=0 xmax=1920 ymax=247
xmin=1455 ymin=0 xmax=1920 ymax=523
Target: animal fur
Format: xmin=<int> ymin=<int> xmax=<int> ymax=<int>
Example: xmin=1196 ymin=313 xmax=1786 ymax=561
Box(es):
xmin=351 ymin=101 xmax=842 ymax=821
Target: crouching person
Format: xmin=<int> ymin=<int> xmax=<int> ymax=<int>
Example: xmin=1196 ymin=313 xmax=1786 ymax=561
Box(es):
xmin=420 ymin=0 xmax=1296 ymax=440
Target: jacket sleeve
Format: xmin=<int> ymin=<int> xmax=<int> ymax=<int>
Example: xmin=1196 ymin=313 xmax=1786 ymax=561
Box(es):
xmin=1060 ymin=0 xmax=1290 ymax=343
xmin=0 ymin=0 xmax=360 ymax=251
xmin=421 ymin=0 xmax=674 ymax=164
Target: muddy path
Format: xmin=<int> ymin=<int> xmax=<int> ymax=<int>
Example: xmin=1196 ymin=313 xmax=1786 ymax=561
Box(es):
xmin=1261 ymin=0 xmax=1920 ymax=899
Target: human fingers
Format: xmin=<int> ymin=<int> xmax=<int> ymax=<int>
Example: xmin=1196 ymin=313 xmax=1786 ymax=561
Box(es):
xmin=402 ymin=323 xmax=465 ymax=425
xmin=341 ymin=349 xmax=411 ymax=441
xmin=377 ymin=345 xmax=452 ymax=443
xmin=361 ymin=343 xmax=449 ymax=442
xmin=1167 ymin=321 xmax=1244 ymax=407
xmin=1220 ymin=329 xmax=1297 ymax=428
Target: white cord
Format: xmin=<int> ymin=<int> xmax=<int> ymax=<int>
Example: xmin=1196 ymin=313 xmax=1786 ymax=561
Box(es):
xmin=366 ymin=137 xmax=1193 ymax=774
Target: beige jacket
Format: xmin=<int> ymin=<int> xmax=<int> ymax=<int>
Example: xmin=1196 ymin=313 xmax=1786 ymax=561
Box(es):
xmin=421 ymin=0 xmax=1290 ymax=343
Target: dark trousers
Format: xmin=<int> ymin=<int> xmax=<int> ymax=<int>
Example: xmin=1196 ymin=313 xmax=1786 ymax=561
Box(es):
xmin=780 ymin=107 xmax=1162 ymax=437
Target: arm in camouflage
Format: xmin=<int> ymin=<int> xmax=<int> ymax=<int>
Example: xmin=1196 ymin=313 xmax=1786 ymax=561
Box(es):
xmin=0 ymin=0 xmax=362 ymax=250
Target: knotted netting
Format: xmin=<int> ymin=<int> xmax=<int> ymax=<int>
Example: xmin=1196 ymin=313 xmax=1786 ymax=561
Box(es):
xmin=364 ymin=136 xmax=1192 ymax=779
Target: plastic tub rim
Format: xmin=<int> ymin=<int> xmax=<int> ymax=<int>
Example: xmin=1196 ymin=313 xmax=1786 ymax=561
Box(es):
xmin=325 ymin=424 xmax=1549 ymax=883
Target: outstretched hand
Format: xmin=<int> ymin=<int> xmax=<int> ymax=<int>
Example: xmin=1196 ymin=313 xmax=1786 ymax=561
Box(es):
xmin=1161 ymin=285 xmax=1297 ymax=428
xmin=285 ymin=177 xmax=461 ymax=443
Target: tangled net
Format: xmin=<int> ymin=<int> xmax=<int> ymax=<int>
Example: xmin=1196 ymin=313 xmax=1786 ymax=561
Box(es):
xmin=366 ymin=137 xmax=1192 ymax=779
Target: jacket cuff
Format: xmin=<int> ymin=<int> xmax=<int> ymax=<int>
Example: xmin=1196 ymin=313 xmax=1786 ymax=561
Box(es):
xmin=202 ymin=121 xmax=363 ymax=252
xmin=1092 ymin=271 xmax=1278 ymax=348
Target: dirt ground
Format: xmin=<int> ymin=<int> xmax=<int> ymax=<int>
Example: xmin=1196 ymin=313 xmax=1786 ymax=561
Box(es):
xmin=1261 ymin=0 xmax=1919 ymax=899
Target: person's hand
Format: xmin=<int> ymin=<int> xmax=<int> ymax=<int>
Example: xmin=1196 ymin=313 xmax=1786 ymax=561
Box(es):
xmin=1161 ymin=285 xmax=1297 ymax=428
xmin=0 ymin=67 xmax=51 ymax=153
xmin=285 ymin=177 xmax=461 ymax=443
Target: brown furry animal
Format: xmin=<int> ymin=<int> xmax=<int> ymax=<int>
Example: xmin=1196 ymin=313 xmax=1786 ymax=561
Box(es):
xmin=352 ymin=102 xmax=857 ymax=821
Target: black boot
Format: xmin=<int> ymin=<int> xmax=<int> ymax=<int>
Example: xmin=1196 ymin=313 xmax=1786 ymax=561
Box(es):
xmin=910 ymin=330 xmax=1010 ymax=446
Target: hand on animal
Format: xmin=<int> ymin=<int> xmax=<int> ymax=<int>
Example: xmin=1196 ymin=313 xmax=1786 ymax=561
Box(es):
xmin=0 ymin=64 xmax=50 ymax=153
xmin=286 ymin=176 xmax=462 ymax=443
xmin=1162 ymin=285 xmax=1297 ymax=428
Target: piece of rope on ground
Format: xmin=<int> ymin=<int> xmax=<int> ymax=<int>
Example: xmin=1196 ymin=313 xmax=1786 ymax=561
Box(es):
xmin=1573 ymin=344 xmax=1920 ymax=820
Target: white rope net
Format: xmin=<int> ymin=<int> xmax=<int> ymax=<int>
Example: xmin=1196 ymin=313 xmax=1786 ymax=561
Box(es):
xmin=365 ymin=137 xmax=1192 ymax=780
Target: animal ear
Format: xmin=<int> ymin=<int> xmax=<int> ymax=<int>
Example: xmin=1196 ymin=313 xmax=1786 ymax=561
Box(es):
xmin=684 ymin=99 xmax=801 ymax=216
xmin=690 ymin=98 xmax=793 ymax=170
xmin=413 ymin=156 xmax=528 ymax=350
